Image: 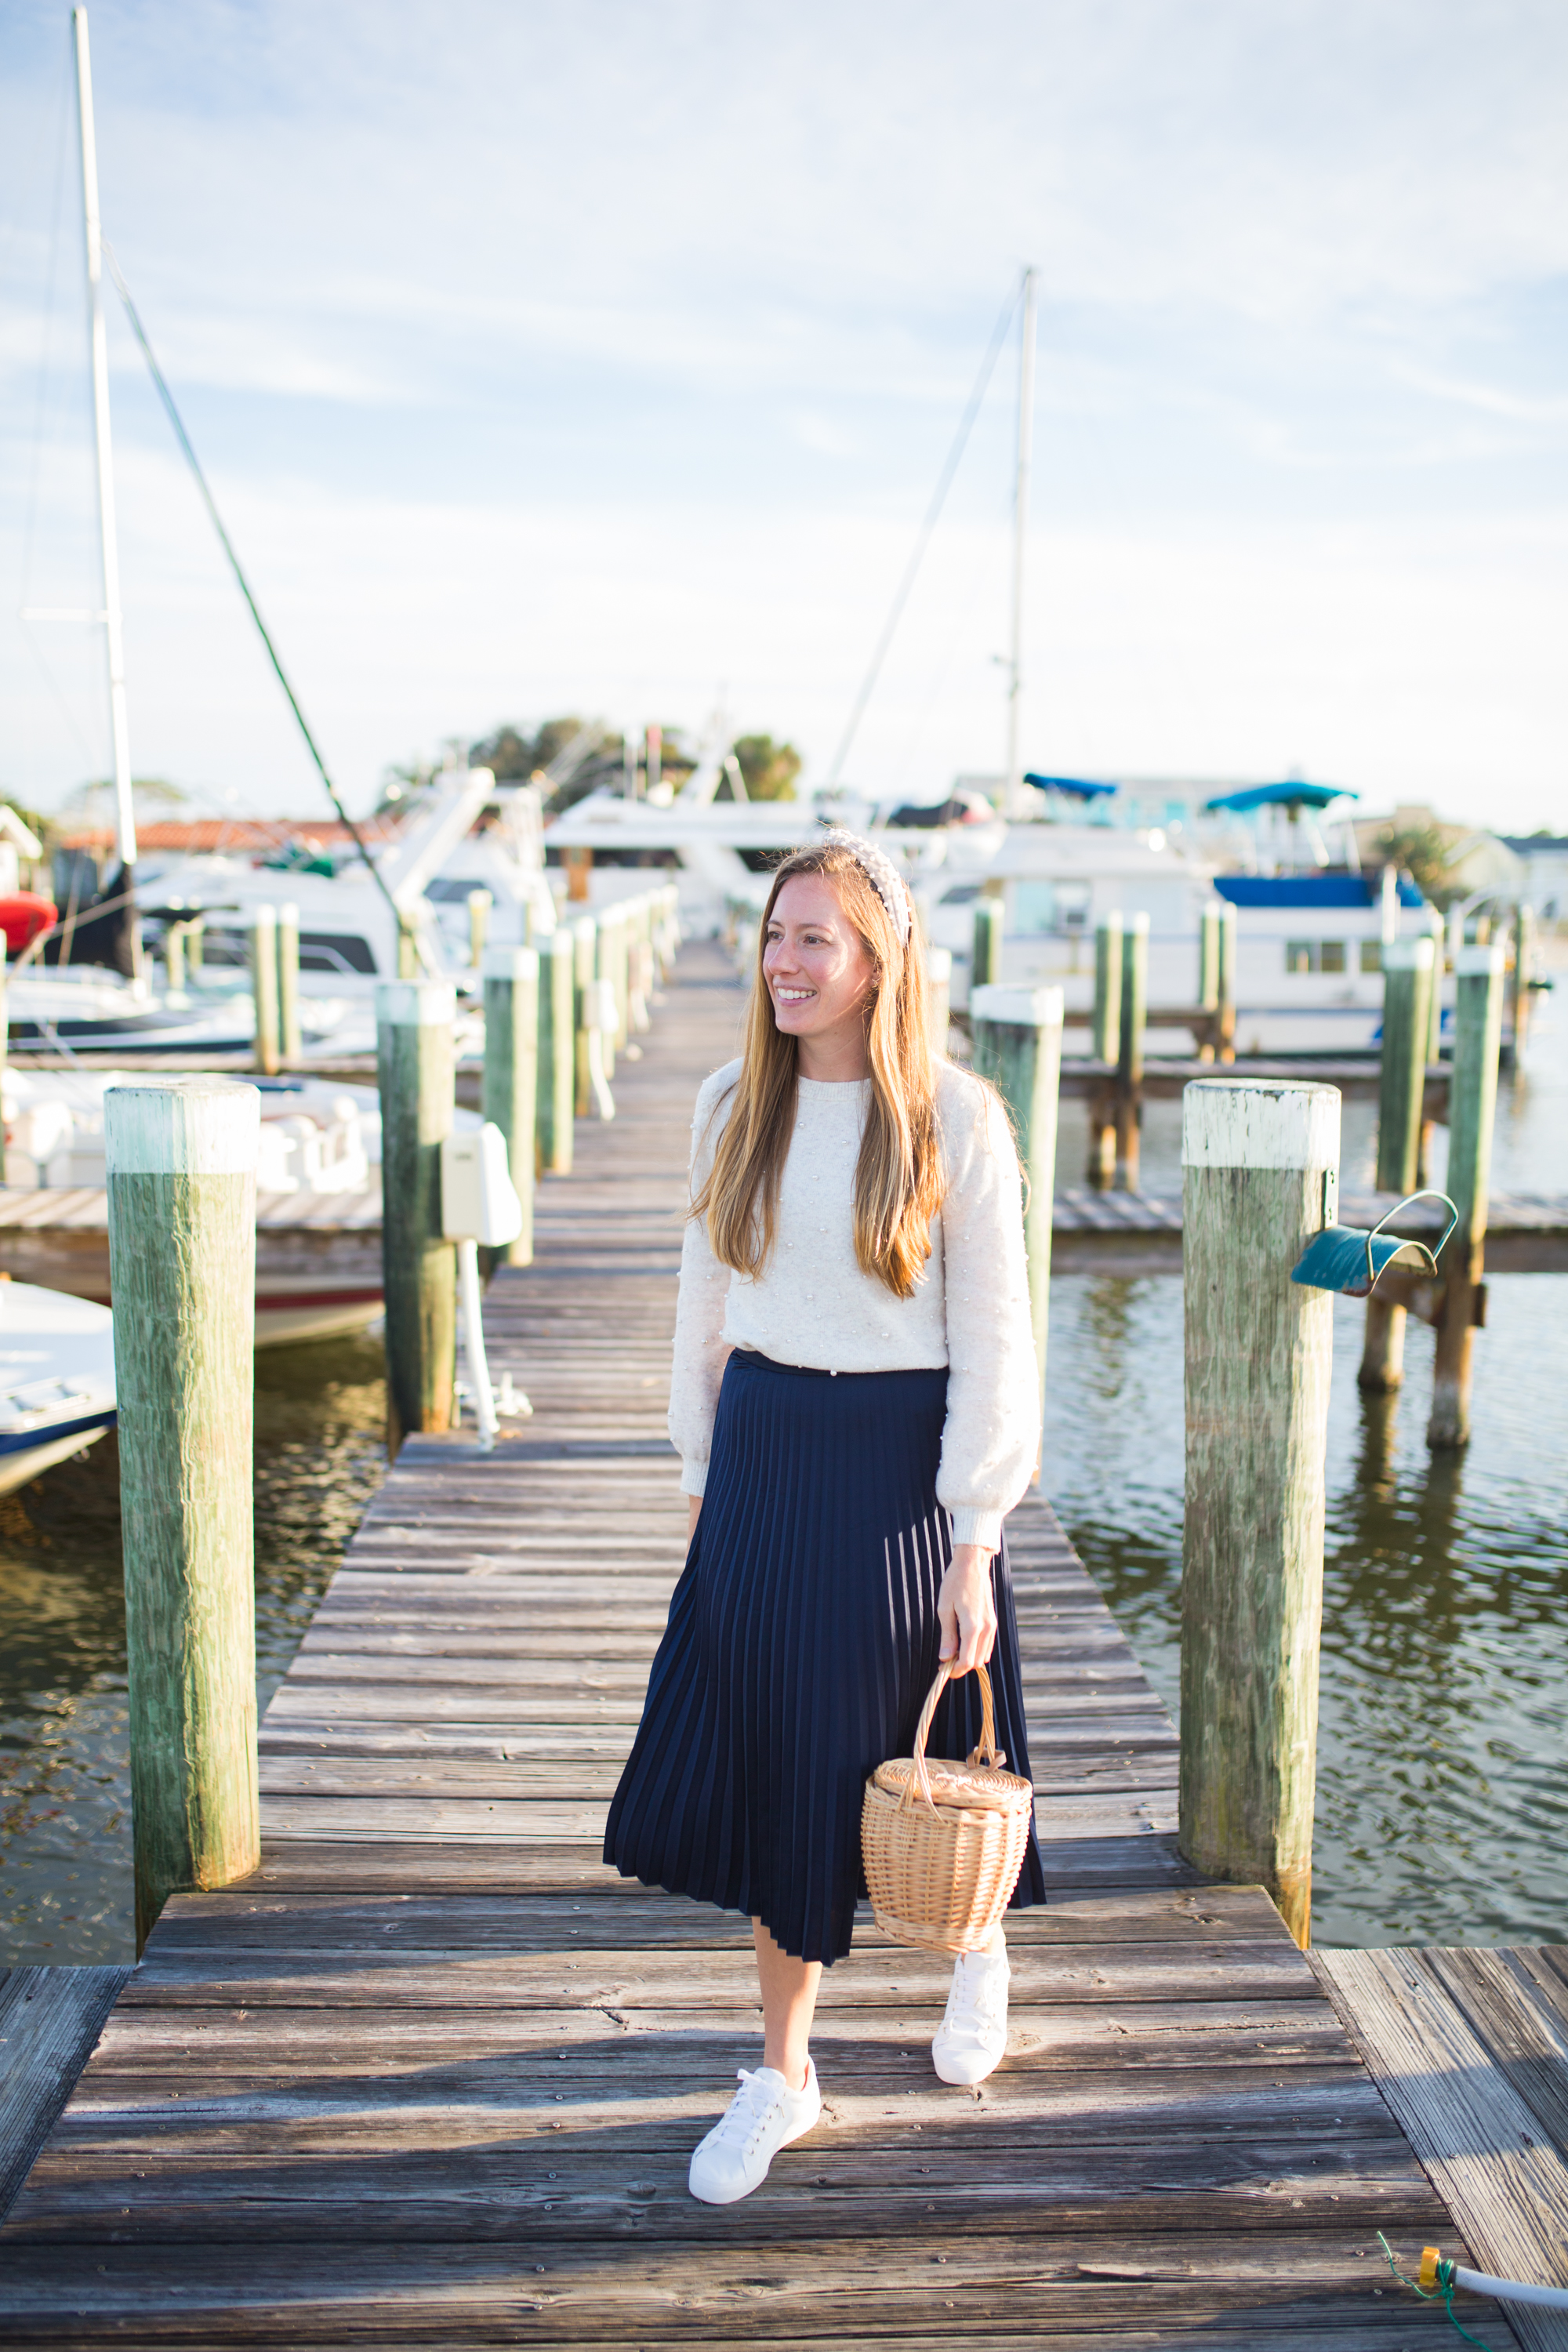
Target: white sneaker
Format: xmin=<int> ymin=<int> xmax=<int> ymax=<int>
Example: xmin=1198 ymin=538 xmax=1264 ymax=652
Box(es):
xmin=688 ymin=2059 xmax=821 ymax=2205
xmin=932 ymin=1942 xmax=1011 ymax=2085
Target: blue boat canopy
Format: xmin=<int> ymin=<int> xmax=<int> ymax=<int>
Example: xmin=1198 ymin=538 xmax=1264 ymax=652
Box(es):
xmin=1024 ymin=774 xmax=1118 ymax=800
xmin=1206 ymin=781 xmax=1357 ymax=815
xmin=1215 ymin=875 xmax=1425 ymax=910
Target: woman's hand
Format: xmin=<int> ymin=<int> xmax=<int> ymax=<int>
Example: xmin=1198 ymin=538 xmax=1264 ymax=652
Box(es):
xmin=938 ymin=1543 xmax=998 ymax=1673
xmin=688 ymin=1494 xmax=702 ymax=1542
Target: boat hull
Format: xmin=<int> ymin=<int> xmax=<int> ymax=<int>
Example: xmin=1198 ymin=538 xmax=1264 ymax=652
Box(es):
xmin=0 ymin=1413 xmax=115 ymax=1496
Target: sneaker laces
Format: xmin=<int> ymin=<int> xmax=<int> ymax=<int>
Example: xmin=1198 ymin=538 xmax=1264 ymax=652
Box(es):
xmin=710 ymin=2067 xmax=789 ymax=2159
xmin=946 ymin=1951 xmax=1009 ymax=2034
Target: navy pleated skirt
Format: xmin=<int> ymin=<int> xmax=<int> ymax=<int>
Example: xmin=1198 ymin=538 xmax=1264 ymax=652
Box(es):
xmin=603 ymin=1348 xmax=1046 ymax=1964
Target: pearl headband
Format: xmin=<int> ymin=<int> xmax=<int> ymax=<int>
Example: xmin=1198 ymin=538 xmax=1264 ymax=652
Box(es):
xmin=818 ymin=828 xmax=913 ymax=947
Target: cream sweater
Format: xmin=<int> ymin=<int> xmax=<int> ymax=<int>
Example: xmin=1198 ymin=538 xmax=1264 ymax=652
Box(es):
xmin=668 ymin=1058 xmax=1041 ymax=1549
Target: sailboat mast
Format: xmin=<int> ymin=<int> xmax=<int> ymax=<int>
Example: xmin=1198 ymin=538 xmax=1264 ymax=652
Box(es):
xmin=1004 ymin=263 xmax=1038 ymax=819
xmin=72 ymin=6 xmax=137 ymax=875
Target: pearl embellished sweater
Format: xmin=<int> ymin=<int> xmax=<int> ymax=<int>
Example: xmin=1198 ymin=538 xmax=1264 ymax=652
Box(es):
xmin=669 ymin=1057 xmax=1041 ymax=1550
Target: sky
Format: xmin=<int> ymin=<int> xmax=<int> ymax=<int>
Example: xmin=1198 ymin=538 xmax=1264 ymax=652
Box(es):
xmin=2 ymin=0 xmax=1566 ymax=829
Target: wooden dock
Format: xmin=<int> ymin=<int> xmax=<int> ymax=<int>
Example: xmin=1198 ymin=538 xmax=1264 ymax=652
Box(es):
xmin=0 ymin=942 xmax=1535 ymax=2347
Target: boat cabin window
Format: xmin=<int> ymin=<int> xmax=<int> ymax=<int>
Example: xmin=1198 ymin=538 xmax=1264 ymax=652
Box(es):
xmin=1285 ymin=940 xmax=1349 ymax=975
xmin=1360 ymin=941 xmax=1383 ymax=973
xmin=939 ymin=884 xmax=982 ymax=906
xmin=1011 ymin=882 xmax=1055 ymax=935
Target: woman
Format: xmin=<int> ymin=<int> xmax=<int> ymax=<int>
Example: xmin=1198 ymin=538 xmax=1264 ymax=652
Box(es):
xmin=604 ymin=829 xmax=1044 ymax=2205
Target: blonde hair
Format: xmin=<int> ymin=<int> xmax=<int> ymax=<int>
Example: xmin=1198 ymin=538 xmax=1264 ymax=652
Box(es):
xmin=694 ymin=838 xmax=943 ymax=1298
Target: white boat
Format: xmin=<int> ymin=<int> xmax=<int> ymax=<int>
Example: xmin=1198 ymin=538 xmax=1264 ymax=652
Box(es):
xmin=135 ymin=772 xmax=557 ymax=999
xmin=1 ymin=1073 xmax=483 ymax=1347
xmin=0 ymin=1279 xmax=115 ymax=1496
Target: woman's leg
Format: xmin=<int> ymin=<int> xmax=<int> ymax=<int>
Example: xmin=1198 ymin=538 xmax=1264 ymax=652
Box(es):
xmin=753 ymin=1919 xmax=822 ymax=2088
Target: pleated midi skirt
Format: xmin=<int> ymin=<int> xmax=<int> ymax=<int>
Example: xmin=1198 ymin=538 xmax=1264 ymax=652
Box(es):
xmin=603 ymin=1348 xmax=1046 ymax=1964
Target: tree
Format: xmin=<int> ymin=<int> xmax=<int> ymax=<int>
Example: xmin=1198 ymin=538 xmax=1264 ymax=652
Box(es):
xmin=1375 ymin=823 xmax=1461 ymax=908
xmin=732 ymin=734 xmax=801 ymax=802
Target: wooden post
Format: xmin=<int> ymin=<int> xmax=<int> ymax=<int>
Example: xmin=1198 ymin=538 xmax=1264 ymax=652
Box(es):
xmin=1087 ymin=913 xmax=1122 ymax=1185
xmin=1092 ymin=912 xmax=1123 ymax=1063
xmin=926 ymin=946 xmax=953 ymax=1054
xmin=481 ymin=944 xmax=538 ymax=1268
xmin=1418 ymin=906 xmax=1445 ymax=1181
xmin=1359 ymin=936 xmax=1435 ymax=1392
xmin=276 ymin=901 xmax=302 ymax=1065
xmin=971 ymin=983 xmax=1063 ymax=1399
xmin=626 ymin=895 xmax=653 ymax=1034
xmin=572 ymin=916 xmax=597 ymax=1118
xmin=597 ymin=903 xmax=629 ymax=1071
xmin=1510 ymin=901 xmax=1535 ymax=1073
xmin=249 ymin=903 xmax=280 ymax=1077
xmin=536 ymin=928 xmax=575 ymax=1177
xmin=1196 ymin=902 xmax=1221 ymax=1062
xmin=972 ymin=896 xmax=1004 ymax=993
xmin=104 ymin=1077 xmax=260 ymax=1953
xmin=1179 ymin=1076 xmax=1339 ymax=1949
xmin=1428 ymin=944 xmax=1503 ymax=1451
xmin=468 ymin=887 xmax=492 ymax=975
xmin=1216 ymin=901 xmax=1237 ymax=1061
xmin=376 ymin=979 xmax=457 ymax=1457
xmin=165 ymin=920 xmax=186 ymax=999
xmin=187 ymin=913 xmax=205 ymax=984
xmin=1116 ymin=912 xmax=1148 ymax=1187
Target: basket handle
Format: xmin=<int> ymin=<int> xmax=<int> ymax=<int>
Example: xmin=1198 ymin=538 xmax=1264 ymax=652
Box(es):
xmin=902 ymin=1658 xmax=1002 ymax=1814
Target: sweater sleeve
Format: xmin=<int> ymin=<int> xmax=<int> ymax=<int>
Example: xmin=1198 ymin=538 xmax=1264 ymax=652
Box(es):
xmin=935 ymin=1073 xmax=1042 ymax=1550
xmin=667 ymin=1062 xmax=740 ymax=1497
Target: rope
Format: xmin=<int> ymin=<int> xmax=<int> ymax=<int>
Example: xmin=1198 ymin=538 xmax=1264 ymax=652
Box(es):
xmin=825 ymin=275 xmax=1022 ymax=786
xmin=1377 ymin=2234 xmax=1490 ymax=2347
xmin=100 ymin=243 xmax=429 ymax=972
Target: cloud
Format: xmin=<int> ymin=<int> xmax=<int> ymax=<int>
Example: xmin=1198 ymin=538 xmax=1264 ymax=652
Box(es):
xmin=1 ymin=0 xmax=1565 ymax=828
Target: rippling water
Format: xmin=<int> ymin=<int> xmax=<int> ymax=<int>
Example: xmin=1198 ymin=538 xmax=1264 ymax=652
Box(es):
xmin=0 ymin=1336 xmax=386 ymax=1963
xmin=2 ymin=994 xmax=1565 ymax=1961
xmin=1047 ymin=983 xmax=1568 ymax=1948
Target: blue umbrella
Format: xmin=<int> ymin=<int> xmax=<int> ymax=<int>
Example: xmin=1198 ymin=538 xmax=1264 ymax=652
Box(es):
xmin=1206 ymin=781 xmax=1358 ymax=815
xmin=1024 ymin=774 xmax=1118 ymax=800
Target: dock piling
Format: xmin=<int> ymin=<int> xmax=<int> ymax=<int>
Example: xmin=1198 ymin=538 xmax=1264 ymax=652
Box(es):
xmin=1197 ymin=902 xmax=1220 ymax=1062
xmin=572 ymin=916 xmax=597 ymax=1117
xmin=249 ymin=903 xmax=280 ymax=1077
xmin=481 ymin=944 xmax=539 ymax=1268
xmin=971 ymin=896 xmax=1004 ymax=993
xmin=104 ymin=1077 xmax=261 ymax=1953
xmin=276 ymin=901 xmax=302 ymax=1065
xmin=467 ymin=887 xmax=492 ymax=974
xmin=1178 ymin=1076 xmax=1340 ymax=1949
xmin=1359 ymin=935 xmax=1436 ymax=1392
xmin=1216 ymin=901 xmax=1236 ymax=1061
xmin=971 ymin=983 xmax=1063 ymax=1399
xmin=376 ymin=978 xmax=457 ymax=1457
xmin=1116 ymin=912 xmax=1149 ymax=1188
xmin=1087 ymin=912 xmax=1123 ymax=1185
xmin=1510 ymin=901 xmax=1535 ymax=1073
xmin=926 ymin=946 xmax=953 ymax=1054
xmin=536 ymin=928 xmax=575 ymax=1177
xmin=1428 ymin=944 xmax=1504 ymax=1451
xmin=597 ymin=903 xmax=628 ymax=1075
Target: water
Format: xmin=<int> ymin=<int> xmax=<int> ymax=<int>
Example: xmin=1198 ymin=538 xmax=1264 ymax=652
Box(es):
xmin=1047 ymin=988 xmax=1568 ymax=1949
xmin=0 ymin=1335 xmax=386 ymax=1963
xmin=2 ymin=1007 xmax=1565 ymax=1961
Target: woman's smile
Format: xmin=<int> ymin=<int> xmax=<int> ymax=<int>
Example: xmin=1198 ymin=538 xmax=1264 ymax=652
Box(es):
xmin=761 ymin=874 xmax=877 ymax=1077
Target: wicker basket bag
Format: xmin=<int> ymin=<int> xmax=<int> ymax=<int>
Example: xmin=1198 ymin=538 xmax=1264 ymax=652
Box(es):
xmin=861 ymin=1659 xmax=1034 ymax=1955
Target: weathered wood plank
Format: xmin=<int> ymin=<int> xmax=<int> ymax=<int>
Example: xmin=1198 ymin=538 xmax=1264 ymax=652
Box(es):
xmin=0 ymin=1968 xmax=129 ymax=2221
xmin=0 ymin=943 xmax=1486 ymax=2350
xmin=1312 ymin=1948 xmax=1568 ymax=2352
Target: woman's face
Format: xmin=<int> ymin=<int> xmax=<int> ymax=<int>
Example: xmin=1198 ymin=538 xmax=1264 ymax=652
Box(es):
xmin=762 ymin=873 xmax=877 ymax=1048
